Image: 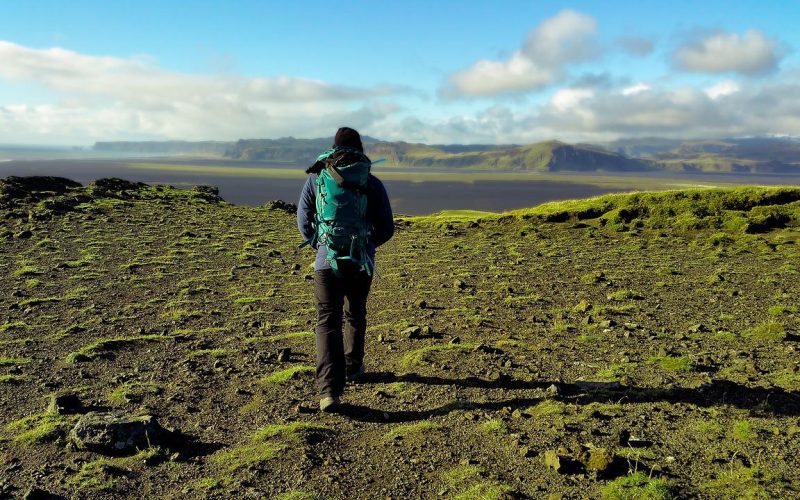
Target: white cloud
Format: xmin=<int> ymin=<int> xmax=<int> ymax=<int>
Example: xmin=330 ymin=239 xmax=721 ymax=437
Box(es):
xmin=705 ymin=80 xmax=741 ymax=99
xmin=621 ymin=82 xmax=650 ymax=96
xmin=674 ymin=30 xmax=784 ymax=75
xmin=446 ymin=10 xmax=597 ymax=96
xmin=0 ymin=41 xmax=409 ymax=143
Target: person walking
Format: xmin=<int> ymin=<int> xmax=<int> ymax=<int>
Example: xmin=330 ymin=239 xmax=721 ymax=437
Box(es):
xmin=297 ymin=127 xmax=394 ymax=412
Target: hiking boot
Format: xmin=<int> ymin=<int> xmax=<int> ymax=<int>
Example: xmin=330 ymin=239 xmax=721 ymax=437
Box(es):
xmin=320 ymin=396 xmax=340 ymax=412
xmin=346 ymin=364 xmax=365 ymax=383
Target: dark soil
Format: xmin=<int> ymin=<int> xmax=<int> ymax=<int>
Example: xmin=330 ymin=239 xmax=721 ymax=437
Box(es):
xmin=0 ymin=177 xmax=798 ymax=499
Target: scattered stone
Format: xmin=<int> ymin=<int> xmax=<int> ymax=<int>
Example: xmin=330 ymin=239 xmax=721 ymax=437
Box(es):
xmin=377 ymin=334 xmax=385 ymax=343
xmin=416 ymin=299 xmax=427 ymax=309
xmin=15 ymin=229 xmax=33 ymax=239
xmin=263 ymin=200 xmax=297 ymax=213
xmin=449 ymin=336 xmax=461 ymax=344
xmin=401 ymin=326 xmax=422 ymax=339
xmin=585 ymin=447 xmax=614 ymax=472
xmin=68 ymin=412 xmax=167 ymax=455
xmin=543 ymin=450 xmax=563 ymax=472
xmin=453 ymin=279 xmax=467 ymax=290
xmin=688 ymin=324 xmax=709 ymax=333
xmin=545 ymin=384 xmax=561 ymax=397
xmin=421 ymin=326 xmax=433 ymax=336
xmin=598 ymin=319 xmax=616 ymax=328
xmin=277 ymin=348 xmax=291 ymax=362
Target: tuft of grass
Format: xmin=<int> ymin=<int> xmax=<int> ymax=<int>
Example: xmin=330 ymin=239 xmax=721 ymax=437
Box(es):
xmin=601 ymin=472 xmax=672 ymax=500
xmin=649 ymin=356 xmax=693 ymax=372
xmin=0 ymin=321 xmax=29 ymax=333
xmin=767 ymin=305 xmax=797 ymax=316
xmin=385 ymin=421 xmax=441 ymax=440
xmin=261 ymin=365 xmax=315 ymax=384
xmin=526 ymin=400 xmax=568 ymax=418
xmin=732 ymin=420 xmax=756 ymax=441
xmin=0 ymin=356 xmax=32 ymax=367
xmin=66 ymin=448 xmax=163 ymax=491
xmin=13 ymin=265 xmax=41 ymax=277
xmin=108 ymin=381 xmax=162 ymax=404
xmin=479 ymin=419 xmax=508 ymax=435
xmin=399 ymin=343 xmax=475 ymax=368
xmin=0 ymin=374 xmax=25 ymax=384
xmin=700 ymin=465 xmax=773 ymax=499
xmin=4 ymin=412 xmax=72 ymax=444
xmin=744 ymin=322 xmax=786 ymax=342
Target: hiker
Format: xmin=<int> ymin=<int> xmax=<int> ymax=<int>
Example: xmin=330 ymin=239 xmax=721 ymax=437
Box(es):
xmin=297 ymin=127 xmax=394 ymax=412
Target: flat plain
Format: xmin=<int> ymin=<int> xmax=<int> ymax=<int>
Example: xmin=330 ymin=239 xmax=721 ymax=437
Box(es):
xmin=0 ymin=176 xmax=799 ymax=498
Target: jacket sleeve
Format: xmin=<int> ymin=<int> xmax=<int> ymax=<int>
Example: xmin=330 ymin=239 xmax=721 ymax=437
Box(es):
xmin=297 ymin=176 xmax=317 ymax=247
xmin=369 ymin=177 xmax=394 ymax=248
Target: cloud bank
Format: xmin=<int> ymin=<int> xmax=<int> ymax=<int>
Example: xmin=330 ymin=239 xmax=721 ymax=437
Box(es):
xmin=446 ymin=10 xmax=598 ymax=96
xmin=674 ymin=30 xmax=784 ymax=75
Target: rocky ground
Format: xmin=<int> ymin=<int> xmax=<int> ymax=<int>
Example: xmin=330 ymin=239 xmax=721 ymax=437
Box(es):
xmin=0 ymin=176 xmax=799 ymax=499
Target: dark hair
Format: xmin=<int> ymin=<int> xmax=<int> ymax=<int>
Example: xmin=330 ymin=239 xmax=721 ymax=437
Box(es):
xmin=334 ymin=127 xmax=363 ymax=152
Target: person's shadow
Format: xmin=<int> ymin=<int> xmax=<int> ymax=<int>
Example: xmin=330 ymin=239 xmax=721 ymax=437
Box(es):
xmin=335 ymin=371 xmax=800 ymax=422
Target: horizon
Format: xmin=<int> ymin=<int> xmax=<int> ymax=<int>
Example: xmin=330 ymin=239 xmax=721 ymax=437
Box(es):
xmin=1 ymin=1 xmax=800 ymax=145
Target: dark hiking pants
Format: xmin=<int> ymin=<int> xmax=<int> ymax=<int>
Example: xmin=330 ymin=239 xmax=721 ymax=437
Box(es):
xmin=314 ymin=266 xmax=373 ymax=398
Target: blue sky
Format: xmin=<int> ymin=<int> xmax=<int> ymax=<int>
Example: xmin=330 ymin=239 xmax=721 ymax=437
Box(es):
xmin=1 ymin=1 xmax=799 ymax=144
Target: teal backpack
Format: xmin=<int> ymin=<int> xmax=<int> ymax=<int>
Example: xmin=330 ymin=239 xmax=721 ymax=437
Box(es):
xmin=305 ymin=147 xmax=373 ymax=275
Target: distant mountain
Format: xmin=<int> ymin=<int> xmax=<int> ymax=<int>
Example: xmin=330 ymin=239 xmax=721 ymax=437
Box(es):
xmin=596 ymin=137 xmax=800 ymax=173
xmin=93 ymin=141 xmax=229 ymax=155
xmin=225 ymin=138 xmax=656 ymax=172
xmin=93 ymin=135 xmax=800 ymax=173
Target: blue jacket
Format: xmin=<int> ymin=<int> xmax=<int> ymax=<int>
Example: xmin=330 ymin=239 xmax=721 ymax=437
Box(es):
xmin=297 ymin=173 xmax=394 ymax=271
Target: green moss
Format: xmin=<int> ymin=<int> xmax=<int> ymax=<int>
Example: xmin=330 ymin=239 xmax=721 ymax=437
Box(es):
xmin=453 ymin=482 xmax=514 ymax=500
xmin=744 ymin=322 xmax=786 ymax=342
xmin=479 ymin=419 xmax=508 ymax=435
xmin=650 ymin=356 xmax=693 ymax=372
xmin=13 ymin=265 xmax=41 ymax=277
xmin=700 ymin=465 xmax=773 ymax=499
xmin=384 ymin=421 xmax=441 ymax=440
xmin=526 ymin=400 xmax=568 ymax=418
xmin=0 ymin=321 xmax=29 ymax=333
xmin=0 ymin=374 xmax=25 ymax=384
xmin=260 ymin=365 xmax=315 ymax=384
xmin=108 ymin=381 xmax=162 ymax=404
xmin=767 ymin=305 xmax=798 ymax=316
xmin=253 ymin=422 xmax=327 ymax=443
xmin=732 ymin=420 xmax=756 ymax=441
xmin=601 ymin=472 xmax=672 ymax=500
xmin=399 ymin=343 xmax=475 ymax=368
xmin=0 ymin=356 xmax=32 ymax=367
xmin=4 ymin=412 xmax=72 ymax=444
xmin=67 ymin=448 xmax=163 ymax=491
xmin=210 ymin=441 xmax=284 ymax=471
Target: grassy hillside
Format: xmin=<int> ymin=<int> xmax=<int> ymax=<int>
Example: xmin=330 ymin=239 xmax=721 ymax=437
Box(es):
xmin=1 ymin=177 xmax=799 ymax=498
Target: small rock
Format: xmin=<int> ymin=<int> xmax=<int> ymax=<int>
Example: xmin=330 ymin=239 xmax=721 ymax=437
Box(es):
xmin=377 ymin=334 xmax=385 ymax=343
xmin=22 ymin=487 xmax=54 ymax=500
xmin=277 ymin=348 xmax=291 ymax=362
xmin=449 ymin=336 xmax=461 ymax=344
xmin=15 ymin=229 xmax=33 ymax=239
xmin=585 ymin=448 xmax=614 ymax=472
xmin=543 ymin=450 xmax=563 ymax=472
xmin=401 ymin=326 xmax=422 ymax=339
xmin=416 ymin=300 xmax=427 ymax=309
xmin=68 ymin=412 xmax=167 ymax=454
xmin=421 ymin=326 xmax=433 ymax=336
xmin=545 ymin=384 xmax=561 ymax=397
